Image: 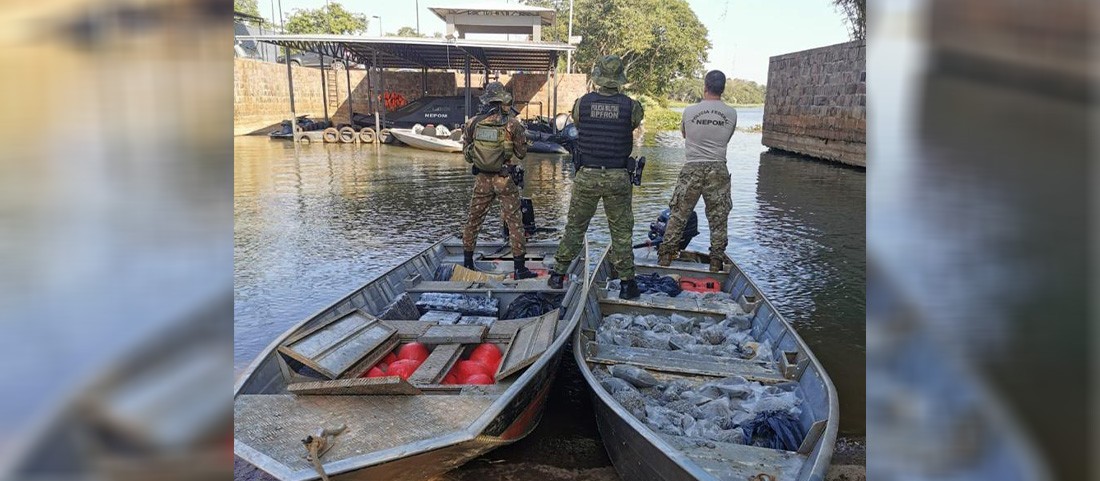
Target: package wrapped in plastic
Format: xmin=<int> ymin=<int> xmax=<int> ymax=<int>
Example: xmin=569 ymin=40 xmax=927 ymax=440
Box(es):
xmin=639 ymin=330 xmax=672 ymax=350
xmin=741 ymin=410 xmax=804 ymax=451
xmin=610 ymin=364 xmax=660 ymax=388
xmin=698 ymin=376 xmax=753 ymax=399
xmin=612 ymin=388 xmax=649 ymax=419
xmin=691 ymin=396 xmax=734 ymax=421
xmin=699 ymin=324 xmax=729 ymax=345
xmin=727 ymin=313 xmax=752 ymax=331
xmin=603 ymin=313 xmax=633 ymax=330
xmin=669 ymin=314 xmax=697 ymax=333
xmin=600 ymin=377 xmax=639 ymax=396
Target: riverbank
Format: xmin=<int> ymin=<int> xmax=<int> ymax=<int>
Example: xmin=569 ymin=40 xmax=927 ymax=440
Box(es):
xmin=667 ymin=100 xmax=765 ymax=109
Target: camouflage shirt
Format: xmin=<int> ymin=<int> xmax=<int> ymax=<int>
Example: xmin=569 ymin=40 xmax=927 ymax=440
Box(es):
xmin=462 ymin=110 xmax=528 ymax=161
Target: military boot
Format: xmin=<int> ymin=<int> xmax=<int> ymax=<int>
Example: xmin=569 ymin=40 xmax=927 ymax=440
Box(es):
xmin=463 ymin=251 xmax=476 ymax=270
xmin=657 ymin=251 xmax=675 ymax=267
xmin=619 ymin=278 xmax=640 ymax=300
xmin=709 ymin=257 xmax=724 ymax=273
xmin=548 ymin=271 xmax=565 ymax=289
xmin=513 ymin=257 xmax=537 ymax=280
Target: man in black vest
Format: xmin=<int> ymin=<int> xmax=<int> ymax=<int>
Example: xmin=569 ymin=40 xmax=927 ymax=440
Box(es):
xmin=548 ymin=55 xmax=645 ymax=299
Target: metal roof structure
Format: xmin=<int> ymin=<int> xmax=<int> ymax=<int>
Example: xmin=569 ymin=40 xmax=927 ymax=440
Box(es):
xmin=239 ymin=34 xmax=573 ymax=72
xmin=429 ymin=4 xmax=556 ymax=26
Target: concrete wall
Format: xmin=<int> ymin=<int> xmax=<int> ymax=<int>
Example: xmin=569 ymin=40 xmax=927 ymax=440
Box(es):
xmin=762 ymin=40 xmax=866 ymax=167
xmin=234 ymin=58 xmax=588 ymax=135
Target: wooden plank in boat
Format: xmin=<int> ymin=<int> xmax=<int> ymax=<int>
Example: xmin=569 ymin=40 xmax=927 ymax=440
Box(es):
xmin=277 ymin=311 xmax=396 ymax=379
xmin=382 ymin=320 xmax=436 ymax=338
xmin=798 ymin=420 xmax=827 ymax=454
xmin=586 ymin=343 xmax=786 ymax=383
xmin=495 ymin=312 xmax=557 ymax=380
xmin=408 ymin=343 xmax=463 ymax=385
xmin=342 ymin=335 xmax=399 ymax=379
xmin=598 ymin=297 xmax=729 ymax=319
xmin=287 ymin=376 xmax=421 ymax=395
xmin=419 ymin=325 xmax=487 ymax=344
xmin=487 ymin=318 xmax=539 ymax=339
xmin=407 ymin=279 xmax=561 ymax=293
xmin=657 ymin=434 xmax=802 ymax=481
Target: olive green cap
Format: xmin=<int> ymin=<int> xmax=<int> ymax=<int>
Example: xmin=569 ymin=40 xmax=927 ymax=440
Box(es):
xmin=479 ymin=81 xmax=512 ymax=104
xmin=591 ymin=55 xmax=628 ymax=89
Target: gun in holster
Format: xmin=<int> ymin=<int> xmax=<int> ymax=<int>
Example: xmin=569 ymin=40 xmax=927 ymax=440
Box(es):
xmin=627 ymin=156 xmax=646 ymax=186
xmin=507 ymin=164 xmax=525 ymax=188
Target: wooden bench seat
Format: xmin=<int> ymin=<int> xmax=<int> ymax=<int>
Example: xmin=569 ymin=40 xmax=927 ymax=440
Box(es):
xmin=585 ymin=342 xmax=787 ymax=383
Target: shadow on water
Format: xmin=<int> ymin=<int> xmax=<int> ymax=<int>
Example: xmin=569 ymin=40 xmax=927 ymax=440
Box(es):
xmin=233 ymin=126 xmax=865 ymax=478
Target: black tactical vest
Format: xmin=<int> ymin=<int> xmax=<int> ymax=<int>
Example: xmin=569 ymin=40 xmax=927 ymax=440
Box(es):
xmin=576 ymin=92 xmax=634 ymax=168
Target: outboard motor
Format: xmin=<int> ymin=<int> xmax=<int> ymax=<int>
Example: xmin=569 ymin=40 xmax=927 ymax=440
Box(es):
xmin=640 ymin=209 xmax=699 ymax=250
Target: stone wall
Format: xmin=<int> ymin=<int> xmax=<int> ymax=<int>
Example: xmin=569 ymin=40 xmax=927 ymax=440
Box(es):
xmin=234 ymin=58 xmax=588 ymax=135
xmin=762 ymin=40 xmax=866 ymax=167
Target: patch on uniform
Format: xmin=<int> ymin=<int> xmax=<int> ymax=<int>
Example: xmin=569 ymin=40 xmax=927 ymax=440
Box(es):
xmin=590 ymin=103 xmax=621 ymax=119
xmin=475 ymin=126 xmax=500 ymax=142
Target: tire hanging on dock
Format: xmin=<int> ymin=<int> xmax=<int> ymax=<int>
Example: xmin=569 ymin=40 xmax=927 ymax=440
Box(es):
xmin=339 ymin=126 xmax=357 ymax=143
xmin=359 ymin=127 xmax=376 ymax=144
xmin=322 ymin=127 xmax=340 ymax=143
xmin=378 ymin=128 xmax=394 ymax=144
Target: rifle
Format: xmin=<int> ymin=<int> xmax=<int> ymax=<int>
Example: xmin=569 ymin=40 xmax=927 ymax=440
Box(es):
xmin=627 ymin=156 xmax=646 ymax=186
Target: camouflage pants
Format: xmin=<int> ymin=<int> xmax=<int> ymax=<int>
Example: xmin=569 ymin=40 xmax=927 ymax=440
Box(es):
xmin=658 ymin=161 xmax=732 ymax=259
xmin=554 ymin=168 xmax=635 ymax=280
xmin=462 ymin=173 xmax=525 ymax=257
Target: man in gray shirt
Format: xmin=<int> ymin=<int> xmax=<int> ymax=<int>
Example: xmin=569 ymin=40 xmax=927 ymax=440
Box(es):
xmin=657 ymin=70 xmax=738 ymax=272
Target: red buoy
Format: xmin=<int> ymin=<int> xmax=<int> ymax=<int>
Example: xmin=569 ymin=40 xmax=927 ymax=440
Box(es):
xmin=383 ymin=352 xmax=399 ymax=365
xmin=442 ymin=373 xmax=459 ymax=385
xmin=364 ymin=366 xmax=387 ymax=378
xmin=398 ymin=342 xmax=430 ymax=363
xmin=470 ymin=343 xmax=502 ymax=365
xmin=464 ymin=373 xmax=494 ymax=385
xmin=455 ymin=360 xmax=493 ymax=379
xmin=387 ymin=359 xmax=422 ymax=380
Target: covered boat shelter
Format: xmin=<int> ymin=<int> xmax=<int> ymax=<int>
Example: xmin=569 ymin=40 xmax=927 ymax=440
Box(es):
xmin=239 ymin=34 xmax=576 ymax=138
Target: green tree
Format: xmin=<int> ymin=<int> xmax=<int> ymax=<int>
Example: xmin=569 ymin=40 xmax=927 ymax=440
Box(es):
xmin=393 ymin=26 xmax=425 ymax=37
xmin=284 ymin=3 xmax=369 ymax=35
xmin=517 ymin=0 xmax=570 ymax=43
xmin=833 ymin=0 xmax=865 ymax=40
xmin=234 ymin=0 xmax=261 ymax=24
xmin=572 ymin=0 xmax=710 ymax=97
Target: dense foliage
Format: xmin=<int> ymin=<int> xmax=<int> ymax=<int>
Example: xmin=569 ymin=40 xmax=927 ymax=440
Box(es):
xmin=284 ymin=3 xmax=369 ymax=35
xmin=393 ymin=26 xmax=425 ymax=38
xmin=667 ymin=77 xmax=766 ymax=105
xmin=522 ymin=0 xmax=709 ymax=98
xmin=833 ymin=0 xmax=866 ymax=40
xmin=234 ymin=0 xmax=261 ymax=24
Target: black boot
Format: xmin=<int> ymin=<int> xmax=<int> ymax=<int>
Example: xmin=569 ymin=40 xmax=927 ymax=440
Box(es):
xmin=548 ymin=271 xmax=565 ymax=289
xmin=463 ymin=251 xmax=475 ymax=270
xmin=513 ymin=257 xmax=537 ymax=280
xmin=619 ymin=278 xmax=640 ymax=300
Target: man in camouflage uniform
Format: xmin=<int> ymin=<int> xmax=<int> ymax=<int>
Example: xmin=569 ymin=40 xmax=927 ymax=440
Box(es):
xmin=461 ymin=82 xmax=537 ymax=279
xmin=549 ymin=55 xmax=645 ymax=299
xmin=658 ymin=70 xmax=737 ymax=272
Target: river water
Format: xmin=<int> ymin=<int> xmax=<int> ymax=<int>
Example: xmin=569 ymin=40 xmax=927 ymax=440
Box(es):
xmin=234 ymin=107 xmax=865 ymax=479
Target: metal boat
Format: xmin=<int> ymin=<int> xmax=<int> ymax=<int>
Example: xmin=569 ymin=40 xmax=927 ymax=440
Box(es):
xmin=389 ymin=128 xmax=464 ymax=153
xmin=234 ymin=238 xmax=587 ymax=481
xmin=572 ymin=247 xmax=839 ymax=481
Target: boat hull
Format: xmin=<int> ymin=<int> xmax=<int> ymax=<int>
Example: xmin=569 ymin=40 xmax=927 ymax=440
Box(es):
xmin=572 ymin=248 xmax=839 ymax=481
xmin=390 ymin=129 xmax=463 ymax=152
xmin=235 ymin=239 xmax=587 ymax=481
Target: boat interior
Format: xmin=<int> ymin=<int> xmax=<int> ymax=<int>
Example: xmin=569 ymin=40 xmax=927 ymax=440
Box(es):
xmin=576 ymin=250 xmax=835 ymax=481
xmin=234 ymin=240 xmax=584 ymax=480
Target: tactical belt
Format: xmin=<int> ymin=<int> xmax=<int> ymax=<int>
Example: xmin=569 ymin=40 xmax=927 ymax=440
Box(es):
xmin=581 ymin=165 xmax=627 ymax=170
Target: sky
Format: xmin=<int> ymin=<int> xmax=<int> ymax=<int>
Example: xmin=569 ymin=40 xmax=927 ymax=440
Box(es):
xmin=255 ymin=0 xmax=852 ymax=84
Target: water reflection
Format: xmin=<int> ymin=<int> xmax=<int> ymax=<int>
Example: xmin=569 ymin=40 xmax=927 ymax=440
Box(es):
xmin=234 ymin=129 xmax=866 ymax=444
